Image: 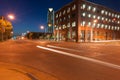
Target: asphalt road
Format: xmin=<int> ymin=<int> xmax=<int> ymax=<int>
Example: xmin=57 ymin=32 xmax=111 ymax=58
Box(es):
xmin=0 ymin=39 xmax=120 ymax=80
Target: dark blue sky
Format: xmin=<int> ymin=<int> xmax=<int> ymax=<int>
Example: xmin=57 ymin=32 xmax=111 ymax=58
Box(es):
xmin=0 ymin=0 xmax=120 ymax=35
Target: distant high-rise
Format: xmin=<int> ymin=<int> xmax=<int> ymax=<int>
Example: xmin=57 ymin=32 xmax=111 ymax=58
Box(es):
xmin=47 ymin=8 xmax=54 ymax=33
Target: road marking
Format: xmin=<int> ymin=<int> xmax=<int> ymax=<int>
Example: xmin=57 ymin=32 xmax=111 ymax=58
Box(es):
xmin=37 ymin=45 xmax=120 ymax=70
xmin=47 ymin=45 xmax=85 ymax=53
xmin=47 ymin=45 xmax=103 ymax=57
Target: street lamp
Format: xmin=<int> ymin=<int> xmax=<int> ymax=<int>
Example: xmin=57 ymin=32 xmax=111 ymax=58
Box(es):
xmin=8 ymin=14 xmax=15 ymax=20
xmin=91 ymin=19 xmax=98 ymax=42
xmin=40 ymin=25 xmax=46 ymax=33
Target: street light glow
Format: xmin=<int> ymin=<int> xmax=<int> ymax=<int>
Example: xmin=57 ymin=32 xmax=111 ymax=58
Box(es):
xmin=8 ymin=14 xmax=15 ymax=20
xmin=40 ymin=26 xmax=44 ymax=30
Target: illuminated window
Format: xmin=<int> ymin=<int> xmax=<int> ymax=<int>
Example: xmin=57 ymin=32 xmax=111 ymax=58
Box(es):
xmin=88 ymin=22 xmax=91 ymax=26
xmin=68 ymin=15 xmax=70 ymax=19
xmin=109 ymin=19 xmax=111 ymax=22
xmin=115 ymin=14 xmax=117 ymax=18
xmin=108 ymin=25 xmax=111 ymax=30
xmin=114 ymin=26 xmax=117 ymax=30
xmin=56 ymin=14 xmax=58 ymax=18
xmin=88 ymin=14 xmax=91 ymax=18
xmin=63 ymin=10 xmax=66 ymax=15
xmin=105 ymin=25 xmax=108 ymax=29
xmin=118 ymin=27 xmax=120 ymax=30
xmin=59 ymin=12 xmax=61 ymax=17
xmin=93 ymin=7 xmax=96 ymax=12
xmin=101 ymin=24 xmax=104 ymax=28
xmin=81 ymin=4 xmax=86 ymax=9
xmin=112 ymin=13 xmax=114 ymax=17
xmin=72 ymin=21 xmax=76 ymax=27
xmin=87 ymin=6 xmax=91 ymax=11
xmin=81 ymin=21 xmax=86 ymax=26
xmin=72 ymin=4 xmax=76 ymax=10
xmin=118 ymin=15 xmax=120 ymax=18
xmin=93 ymin=23 xmax=96 ymax=28
xmin=111 ymin=26 xmax=114 ymax=30
xmin=105 ymin=18 xmax=108 ymax=21
xmin=59 ymin=27 xmax=61 ymax=30
xmin=105 ymin=11 xmax=108 ymax=15
xmin=93 ymin=15 xmax=96 ymax=19
xmin=118 ymin=21 xmax=120 ymax=24
xmin=109 ymin=12 xmax=111 ymax=16
xmin=63 ymin=24 xmax=66 ymax=29
xmin=56 ymin=27 xmax=58 ymax=30
xmin=67 ymin=7 xmax=70 ymax=13
xmin=67 ymin=23 xmax=70 ymax=27
xmin=101 ymin=10 xmax=104 ymax=14
xmin=97 ymin=24 xmax=100 ymax=28
xmin=102 ymin=17 xmax=104 ymax=20
xmin=82 ymin=12 xmax=86 ymax=17
xmin=97 ymin=16 xmax=100 ymax=19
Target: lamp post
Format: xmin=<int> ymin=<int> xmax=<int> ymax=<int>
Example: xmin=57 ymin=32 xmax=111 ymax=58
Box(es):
xmin=91 ymin=19 xmax=97 ymax=42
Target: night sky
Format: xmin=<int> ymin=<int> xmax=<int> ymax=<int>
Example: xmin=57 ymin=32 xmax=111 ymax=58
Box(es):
xmin=0 ymin=0 xmax=120 ymax=35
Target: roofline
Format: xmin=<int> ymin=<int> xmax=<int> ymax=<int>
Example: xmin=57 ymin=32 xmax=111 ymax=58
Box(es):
xmin=55 ymin=0 xmax=120 ymax=14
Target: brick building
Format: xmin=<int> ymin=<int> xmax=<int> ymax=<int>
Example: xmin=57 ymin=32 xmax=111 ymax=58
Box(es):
xmin=54 ymin=0 xmax=120 ymax=42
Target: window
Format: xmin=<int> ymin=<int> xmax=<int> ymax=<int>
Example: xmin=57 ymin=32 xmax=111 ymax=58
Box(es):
xmin=63 ymin=24 xmax=66 ymax=29
xmin=67 ymin=23 xmax=70 ymax=27
xmin=102 ymin=17 xmax=104 ymax=20
xmin=105 ymin=11 xmax=108 ymax=15
xmin=118 ymin=27 xmax=120 ymax=30
xmin=105 ymin=18 xmax=108 ymax=21
xmin=118 ymin=21 xmax=120 ymax=24
xmin=112 ymin=13 xmax=114 ymax=17
xmin=82 ymin=12 xmax=86 ymax=17
xmin=59 ymin=12 xmax=61 ymax=17
xmin=101 ymin=24 xmax=104 ymax=28
xmin=93 ymin=15 xmax=96 ymax=19
xmin=92 ymin=23 xmax=96 ymax=27
xmin=72 ymin=4 xmax=76 ymax=10
xmin=88 ymin=22 xmax=91 ymax=26
xmin=93 ymin=7 xmax=96 ymax=12
xmin=72 ymin=21 xmax=76 ymax=27
xmin=56 ymin=14 xmax=58 ymax=18
xmin=87 ymin=6 xmax=91 ymax=11
xmin=109 ymin=12 xmax=111 ymax=16
xmin=118 ymin=15 xmax=120 ymax=19
xmin=68 ymin=15 xmax=70 ymax=19
xmin=115 ymin=14 xmax=117 ymax=18
xmin=88 ymin=14 xmax=91 ymax=18
xmin=59 ymin=27 xmax=61 ymax=30
xmin=81 ymin=4 xmax=86 ymax=9
xmin=97 ymin=24 xmax=100 ymax=28
xmin=111 ymin=26 xmax=114 ymax=30
xmin=105 ymin=25 xmax=108 ymax=29
xmin=97 ymin=16 xmax=100 ymax=19
xmin=63 ymin=10 xmax=66 ymax=15
xmin=81 ymin=21 xmax=86 ymax=26
xmin=67 ymin=7 xmax=70 ymax=13
xmin=64 ymin=17 xmax=66 ymax=21
xmin=101 ymin=10 xmax=104 ymax=14
xmin=108 ymin=25 xmax=111 ymax=30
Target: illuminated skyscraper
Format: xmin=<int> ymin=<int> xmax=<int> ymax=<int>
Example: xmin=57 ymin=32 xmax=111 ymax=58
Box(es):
xmin=47 ymin=8 xmax=54 ymax=33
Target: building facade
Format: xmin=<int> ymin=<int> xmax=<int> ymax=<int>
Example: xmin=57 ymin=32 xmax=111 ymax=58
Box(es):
xmin=47 ymin=8 xmax=54 ymax=33
xmin=54 ymin=0 xmax=120 ymax=42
